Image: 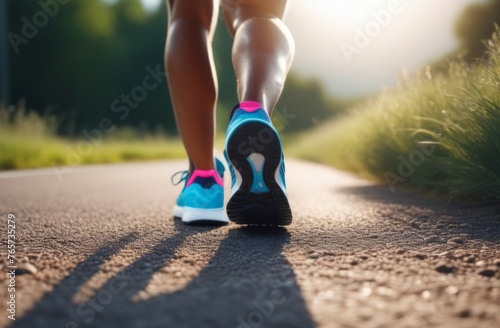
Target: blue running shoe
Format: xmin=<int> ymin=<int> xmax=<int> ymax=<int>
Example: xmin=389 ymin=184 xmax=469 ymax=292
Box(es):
xmin=224 ymin=101 xmax=292 ymax=226
xmin=172 ymin=157 xmax=227 ymax=224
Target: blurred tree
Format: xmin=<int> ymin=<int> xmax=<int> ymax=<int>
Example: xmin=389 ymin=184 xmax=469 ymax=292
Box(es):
xmin=7 ymin=0 xmax=344 ymax=136
xmin=455 ymin=0 xmax=500 ymax=60
xmin=8 ymin=0 xmax=172 ymax=135
xmin=276 ymin=74 xmax=346 ymax=132
xmin=0 ymin=0 xmax=10 ymax=106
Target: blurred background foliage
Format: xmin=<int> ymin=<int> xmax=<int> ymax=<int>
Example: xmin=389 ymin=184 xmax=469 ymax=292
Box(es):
xmin=431 ymin=0 xmax=500 ymax=71
xmin=454 ymin=0 xmax=500 ymax=60
xmin=5 ymin=0 xmax=500 ymax=136
xmin=6 ymin=0 xmax=345 ymax=136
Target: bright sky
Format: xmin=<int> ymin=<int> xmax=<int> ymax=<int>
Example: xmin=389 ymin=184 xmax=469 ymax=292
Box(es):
xmin=285 ymin=0 xmax=486 ymax=97
xmin=141 ymin=0 xmax=486 ymax=98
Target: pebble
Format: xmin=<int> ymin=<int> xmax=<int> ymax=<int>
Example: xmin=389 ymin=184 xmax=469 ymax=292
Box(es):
xmin=435 ymin=263 xmax=455 ymax=274
xmin=357 ymin=253 xmax=370 ymax=260
xmin=494 ymin=259 xmax=500 ymax=267
xmin=464 ymin=256 xmax=476 ymax=263
xmin=424 ymin=235 xmax=440 ymax=243
xmin=413 ymin=253 xmax=428 ymax=260
xmin=478 ymin=269 xmax=496 ymax=278
xmin=309 ymin=252 xmax=322 ymax=259
xmin=17 ymin=263 xmax=38 ymax=275
xmin=445 ymin=286 xmax=459 ymax=295
xmin=475 ymin=260 xmax=486 ymax=267
xmin=457 ymin=309 xmax=471 ymax=318
xmin=448 ymin=237 xmax=465 ymax=244
xmin=349 ymin=259 xmax=359 ymax=266
xmin=396 ymin=249 xmax=406 ymax=255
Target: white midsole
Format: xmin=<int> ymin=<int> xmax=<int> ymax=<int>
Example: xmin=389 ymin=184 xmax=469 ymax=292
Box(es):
xmin=173 ymin=205 xmax=184 ymax=218
xmin=182 ymin=207 xmax=229 ymax=223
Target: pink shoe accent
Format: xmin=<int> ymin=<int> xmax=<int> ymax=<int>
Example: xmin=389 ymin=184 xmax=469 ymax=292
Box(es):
xmin=186 ymin=169 xmax=223 ymax=187
xmin=240 ymin=101 xmax=262 ymax=112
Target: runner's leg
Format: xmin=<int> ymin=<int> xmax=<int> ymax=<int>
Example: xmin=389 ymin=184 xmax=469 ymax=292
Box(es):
xmin=165 ymin=0 xmax=219 ymax=171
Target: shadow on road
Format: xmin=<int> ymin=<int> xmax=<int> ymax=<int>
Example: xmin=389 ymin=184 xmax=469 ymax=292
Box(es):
xmin=12 ymin=222 xmax=315 ymax=328
xmin=338 ymin=185 xmax=500 ymax=243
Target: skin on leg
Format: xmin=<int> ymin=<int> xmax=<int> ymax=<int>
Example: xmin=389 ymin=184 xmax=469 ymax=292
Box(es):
xmin=222 ymin=0 xmax=295 ymax=115
xmin=165 ymin=0 xmax=219 ymax=171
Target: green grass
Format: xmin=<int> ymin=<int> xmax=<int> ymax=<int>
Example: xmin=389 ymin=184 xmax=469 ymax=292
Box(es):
xmin=291 ymin=28 xmax=500 ymax=200
xmin=0 ymin=107 xmax=185 ymax=170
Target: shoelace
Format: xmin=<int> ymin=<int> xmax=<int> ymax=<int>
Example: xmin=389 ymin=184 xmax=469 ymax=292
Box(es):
xmin=171 ymin=170 xmax=189 ymax=186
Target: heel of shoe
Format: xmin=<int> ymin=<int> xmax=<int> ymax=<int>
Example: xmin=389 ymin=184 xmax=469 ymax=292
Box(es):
xmin=226 ymin=121 xmax=292 ymax=226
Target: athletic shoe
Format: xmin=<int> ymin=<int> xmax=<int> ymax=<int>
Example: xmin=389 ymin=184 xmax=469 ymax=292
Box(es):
xmin=172 ymin=158 xmax=227 ymax=224
xmin=224 ymin=101 xmax=292 ymax=226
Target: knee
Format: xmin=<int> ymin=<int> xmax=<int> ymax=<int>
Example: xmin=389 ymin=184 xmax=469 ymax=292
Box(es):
xmin=237 ymin=16 xmax=286 ymax=35
xmin=169 ymin=0 xmax=217 ymax=32
xmin=227 ymin=9 xmax=279 ymax=37
xmin=222 ymin=0 xmax=292 ymax=36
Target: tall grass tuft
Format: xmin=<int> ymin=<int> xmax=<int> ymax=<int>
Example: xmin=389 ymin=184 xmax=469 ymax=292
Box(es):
xmin=0 ymin=104 xmax=184 ymax=170
xmin=291 ymin=27 xmax=500 ymax=200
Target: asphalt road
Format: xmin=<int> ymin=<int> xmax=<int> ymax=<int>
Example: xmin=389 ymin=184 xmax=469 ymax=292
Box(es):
xmin=0 ymin=159 xmax=499 ymax=328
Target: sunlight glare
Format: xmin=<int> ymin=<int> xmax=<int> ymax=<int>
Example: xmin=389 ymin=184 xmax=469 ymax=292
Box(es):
xmin=297 ymin=0 xmax=405 ymax=26
xmin=285 ymin=0 xmax=482 ymax=97
xmin=141 ymin=0 xmax=162 ymax=12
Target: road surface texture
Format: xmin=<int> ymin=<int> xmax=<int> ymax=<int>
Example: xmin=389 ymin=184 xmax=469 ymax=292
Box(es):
xmin=0 ymin=159 xmax=499 ymax=328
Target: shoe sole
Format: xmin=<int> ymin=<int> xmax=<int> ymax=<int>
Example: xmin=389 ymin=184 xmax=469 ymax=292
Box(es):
xmin=182 ymin=207 xmax=228 ymax=225
xmin=226 ymin=121 xmax=292 ymax=226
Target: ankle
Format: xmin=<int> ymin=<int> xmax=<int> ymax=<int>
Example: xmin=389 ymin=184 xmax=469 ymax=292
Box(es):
xmin=187 ymin=169 xmax=223 ymax=186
